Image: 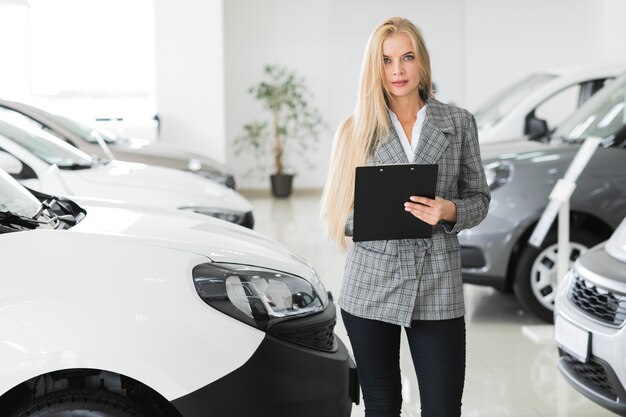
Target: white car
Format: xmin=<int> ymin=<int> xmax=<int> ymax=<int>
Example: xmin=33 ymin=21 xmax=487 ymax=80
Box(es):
xmin=554 ymin=216 xmax=626 ymax=415
xmin=0 ymin=169 xmax=357 ymax=416
xmin=0 ymin=98 xmax=237 ymax=189
xmin=0 ymin=116 xmax=254 ymax=228
xmin=475 ymin=62 xmax=626 ymax=144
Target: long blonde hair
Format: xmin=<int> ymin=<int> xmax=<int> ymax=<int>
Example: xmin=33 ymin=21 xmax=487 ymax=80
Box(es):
xmin=320 ymin=17 xmax=432 ymax=249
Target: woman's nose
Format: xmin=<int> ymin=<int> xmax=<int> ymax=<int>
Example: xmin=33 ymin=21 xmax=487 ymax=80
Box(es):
xmin=392 ymin=63 xmax=405 ymax=76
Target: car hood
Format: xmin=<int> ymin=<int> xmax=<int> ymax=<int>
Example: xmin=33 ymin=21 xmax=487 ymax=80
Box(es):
xmin=115 ymin=137 xmax=231 ymax=173
xmin=576 ymin=243 xmax=626 ymax=288
xmin=57 ymin=160 xmax=251 ymax=212
xmin=70 ymin=197 xmax=314 ymax=278
xmin=481 ymin=138 xmax=580 ymax=166
xmin=480 ymin=138 xmax=570 ymax=160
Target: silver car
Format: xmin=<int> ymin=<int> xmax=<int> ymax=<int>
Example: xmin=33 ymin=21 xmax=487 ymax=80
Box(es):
xmin=554 ymin=216 xmax=626 ymax=415
xmin=461 ymin=71 xmax=626 ymax=322
xmin=0 ymin=98 xmax=236 ymax=188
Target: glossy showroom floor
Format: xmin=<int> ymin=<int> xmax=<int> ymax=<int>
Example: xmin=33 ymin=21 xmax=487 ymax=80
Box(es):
xmin=246 ymin=191 xmax=614 ymax=417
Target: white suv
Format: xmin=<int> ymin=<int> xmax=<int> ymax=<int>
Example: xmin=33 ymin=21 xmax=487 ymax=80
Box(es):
xmin=0 ymin=115 xmax=254 ymax=228
xmin=554 ymin=216 xmax=626 ymax=415
xmin=475 ymin=62 xmax=625 ymax=143
xmin=0 ymin=170 xmax=357 ymax=417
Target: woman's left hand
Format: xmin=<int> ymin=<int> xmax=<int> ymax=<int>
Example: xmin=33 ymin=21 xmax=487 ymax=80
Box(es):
xmin=404 ymin=196 xmax=457 ymax=225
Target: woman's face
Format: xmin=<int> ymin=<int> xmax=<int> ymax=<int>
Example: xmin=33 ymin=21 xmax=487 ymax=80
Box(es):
xmin=382 ymin=32 xmax=421 ymax=100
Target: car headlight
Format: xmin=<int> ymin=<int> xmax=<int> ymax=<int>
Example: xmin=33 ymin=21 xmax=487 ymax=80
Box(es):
xmin=193 ymin=262 xmax=328 ymax=330
xmin=484 ymin=160 xmax=513 ymax=191
xmin=179 ymin=206 xmax=246 ymax=224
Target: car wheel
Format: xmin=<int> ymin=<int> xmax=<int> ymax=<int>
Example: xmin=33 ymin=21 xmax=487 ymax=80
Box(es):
xmin=10 ymin=389 xmax=147 ymax=417
xmin=513 ymin=228 xmax=601 ymax=323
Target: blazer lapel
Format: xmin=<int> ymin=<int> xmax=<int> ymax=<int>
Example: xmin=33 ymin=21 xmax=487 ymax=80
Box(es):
xmin=373 ymin=123 xmax=408 ymax=165
xmin=413 ymin=99 xmax=454 ymax=165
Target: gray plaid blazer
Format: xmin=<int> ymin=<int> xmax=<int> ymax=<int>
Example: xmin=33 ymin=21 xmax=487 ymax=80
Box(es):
xmin=338 ymin=98 xmax=490 ymax=326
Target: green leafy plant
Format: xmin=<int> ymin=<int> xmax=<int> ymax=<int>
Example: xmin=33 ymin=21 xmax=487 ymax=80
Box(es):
xmin=235 ymin=65 xmax=325 ymax=177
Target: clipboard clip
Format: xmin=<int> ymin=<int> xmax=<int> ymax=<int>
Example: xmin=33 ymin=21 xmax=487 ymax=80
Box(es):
xmin=376 ymin=163 xmax=416 ymax=172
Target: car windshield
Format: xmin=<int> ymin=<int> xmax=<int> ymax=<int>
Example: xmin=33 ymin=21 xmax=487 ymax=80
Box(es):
xmin=38 ymin=109 xmax=119 ymax=145
xmin=0 ymin=118 xmax=93 ymax=169
xmin=475 ymin=73 xmax=557 ymax=130
xmin=555 ymin=72 xmax=626 ymax=148
xmin=0 ymin=169 xmax=41 ymax=218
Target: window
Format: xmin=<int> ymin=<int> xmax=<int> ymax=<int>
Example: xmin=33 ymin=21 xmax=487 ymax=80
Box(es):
xmin=0 ymin=0 xmax=155 ymax=120
xmin=557 ymin=75 xmax=626 ymax=147
xmin=0 ymin=2 xmax=30 ymax=97
xmin=534 ymin=84 xmax=581 ymax=132
xmin=474 ymin=74 xmax=556 ymax=130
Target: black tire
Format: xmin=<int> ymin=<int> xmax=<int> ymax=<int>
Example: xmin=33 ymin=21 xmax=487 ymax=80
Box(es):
xmin=513 ymin=228 xmax=601 ymax=323
xmin=10 ymin=389 xmax=147 ymax=417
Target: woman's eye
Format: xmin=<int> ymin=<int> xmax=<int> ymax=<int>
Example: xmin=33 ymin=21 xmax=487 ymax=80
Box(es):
xmin=383 ymin=58 xmax=391 ymax=64
xmin=404 ymin=55 xmax=414 ymax=61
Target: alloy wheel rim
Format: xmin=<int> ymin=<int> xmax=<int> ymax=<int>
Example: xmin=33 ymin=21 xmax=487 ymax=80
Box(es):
xmin=530 ymin=242 xmax=588 ymax=311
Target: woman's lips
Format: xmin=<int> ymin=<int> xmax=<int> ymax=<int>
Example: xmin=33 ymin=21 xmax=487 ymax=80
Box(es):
xmin=392 ymin=80 xmax=408 ymax=87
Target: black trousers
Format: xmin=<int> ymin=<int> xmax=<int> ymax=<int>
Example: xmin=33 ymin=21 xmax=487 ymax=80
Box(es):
xmin=341 ymin=309 xmax=465 ymax=417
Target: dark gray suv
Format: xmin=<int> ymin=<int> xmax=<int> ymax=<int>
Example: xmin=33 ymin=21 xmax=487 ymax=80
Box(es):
xmin=461 ymin=71 xmax=626 ymax=322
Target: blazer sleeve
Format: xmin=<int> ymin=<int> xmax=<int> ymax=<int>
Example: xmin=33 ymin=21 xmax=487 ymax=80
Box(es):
xmin=440 ymin=111 xmax=491 ymax=234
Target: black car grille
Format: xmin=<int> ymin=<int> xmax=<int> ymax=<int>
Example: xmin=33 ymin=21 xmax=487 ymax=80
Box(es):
xmin=273 ymin=318 xmax=337 ymax=352
xmin=569 ymin=274 xmax=626 ymax=326
xmin=562 ymin=353 xmax=618 ymax=400
xmin=267 ymin=302 xmax=338 ymax=352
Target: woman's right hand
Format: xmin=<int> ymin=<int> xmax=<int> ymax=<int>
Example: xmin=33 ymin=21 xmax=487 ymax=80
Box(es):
xmin=344 ymin=236 xmax=354 ymax=252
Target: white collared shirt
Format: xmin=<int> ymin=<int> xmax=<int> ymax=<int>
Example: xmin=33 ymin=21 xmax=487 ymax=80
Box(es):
xmin=388 ymin=104 xmax=428 ymax=162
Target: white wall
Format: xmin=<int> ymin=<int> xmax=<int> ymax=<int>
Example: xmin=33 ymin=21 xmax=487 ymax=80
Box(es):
xmin=463 ymin=0 xmax=605 ymax=111
xmin=154 ymin=0 xmax=226 ymax=162
xmin=601 ymin=0 xmax=626 ymax=60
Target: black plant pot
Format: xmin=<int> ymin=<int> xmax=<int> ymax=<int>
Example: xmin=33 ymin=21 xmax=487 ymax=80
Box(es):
xmin=270 ymin=174 xmax=294 ymax=198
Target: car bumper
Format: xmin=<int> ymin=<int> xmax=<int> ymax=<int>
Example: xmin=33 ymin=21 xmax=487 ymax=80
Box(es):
xmin=554 ymin=272 xmax=626 ymax=415
xmin=458 ymin=213 xmax=519 ymax=288
xmin=557 ymin=348 xmax=626 ymax=415
xmin=171 ymin=328 xmax=358 ymax=417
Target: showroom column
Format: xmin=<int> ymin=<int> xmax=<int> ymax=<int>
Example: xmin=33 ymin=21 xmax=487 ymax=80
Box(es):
xmin=153 ymin=0 xmax=226 ymax=162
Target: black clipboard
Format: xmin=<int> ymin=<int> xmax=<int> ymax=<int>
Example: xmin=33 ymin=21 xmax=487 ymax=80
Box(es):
xmin=353 ymin=163 xmax=438 ymax=242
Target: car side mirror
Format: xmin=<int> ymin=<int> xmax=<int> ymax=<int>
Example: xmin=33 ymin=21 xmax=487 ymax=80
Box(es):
xmin=525 ymin=112 xmax=549 ymax=141
xmin=0 ymin=151 xmax=23 ymax=175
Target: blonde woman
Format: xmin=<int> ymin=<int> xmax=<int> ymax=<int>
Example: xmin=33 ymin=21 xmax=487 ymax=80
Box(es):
xmin=321 ymin=17 xmax=490 ymax=417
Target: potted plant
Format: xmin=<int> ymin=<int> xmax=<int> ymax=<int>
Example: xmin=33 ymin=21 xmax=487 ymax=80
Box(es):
xmin=235 ymin=65 xmax=325 ymax=197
